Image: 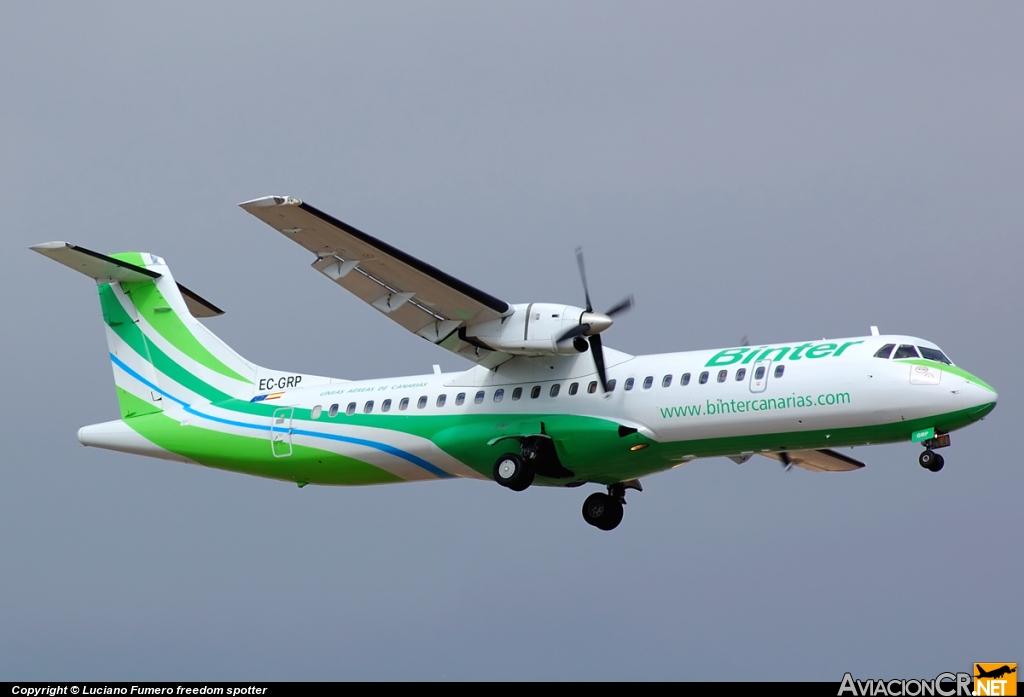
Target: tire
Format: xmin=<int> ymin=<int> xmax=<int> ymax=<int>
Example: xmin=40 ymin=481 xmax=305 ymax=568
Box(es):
xmin=582 ymin=492 xmax=624 ymax=531
xmin=928 ymin=453 xmax=945 ymax=473
xmin=919 ymin=450 xmax=936 ymax=469
xmin=493 ymin=453 xmax=534 ymax=491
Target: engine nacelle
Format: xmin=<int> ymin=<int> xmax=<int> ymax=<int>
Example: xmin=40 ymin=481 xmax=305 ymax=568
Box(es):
xmin=463 ymin=303 xmax=589 ymax=356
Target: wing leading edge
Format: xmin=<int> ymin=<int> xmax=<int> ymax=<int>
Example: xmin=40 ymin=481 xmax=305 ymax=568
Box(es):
xmin=239 ymin=196 xmax=513 ymax=366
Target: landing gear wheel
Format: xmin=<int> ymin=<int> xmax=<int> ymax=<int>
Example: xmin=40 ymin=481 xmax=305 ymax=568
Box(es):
xmin=493 ymin=453 xmax=534 ymax=491
xmin=919 ymin=450 xmax=943 ymax=472
xmin=582 ymin=492 xmax=624 ymax=531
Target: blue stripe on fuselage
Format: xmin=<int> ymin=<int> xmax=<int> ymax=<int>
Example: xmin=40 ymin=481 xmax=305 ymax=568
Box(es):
xmin=109 ymin=353 xmax=452 ymax=479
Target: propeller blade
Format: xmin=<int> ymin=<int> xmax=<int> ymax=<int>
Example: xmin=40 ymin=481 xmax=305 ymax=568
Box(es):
xmin=556 ymin=323 xmax=591 ymax=343
xmin=604 ymin=295 xmax=634 ymax=318
xmin=590 ymin=333 xmax=609 ymax=392
xmin=574 ymin=246 xmax=593 ymax=313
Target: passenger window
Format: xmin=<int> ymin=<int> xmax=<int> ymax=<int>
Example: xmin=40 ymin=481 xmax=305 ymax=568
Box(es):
xmin=382 ymin=399 xmax=391 ymax=413
xmin=512 ymin=387 xmax=522 ymax=400
xmin=681 ymin=373 xmax=691 ymax=386
xmin=874 ymin=343 xmax=895 ymax=359
xmin=399 ymin=398 xmax=409 ymax=411
xmin=328 ymin=404 xmax=339 ymax=418
xmin=699 ymin=371 xmax=709 ymax=385
xmin=606 ymin=379 xmax=616 ymax=392
xmin=417 ymin=396 xmax=428 ymax=409
xmin=893 ymin=344 xmax=920 ymax=359
xmin=568 ymin=382 xmax=579 ymax=395
xmin=643 ymin=376 xmax=654 ymax=389
xmin=346 ymin=402 xmax=356 ymax=415
xmin=311 ymin=405 xmax=322 ymax=419
xmin=624 ymin=378 xmax=635 ymax=391
xmin=494 ymin=389 xmax=504 ymax=402
xmin=587 ymin=381 xmax=598 ymax=393
xmin=364 ymin=400 xmax=374 ymax=414
xmin=455 ymin=392 xmax=466 ymax=406
xmin=735 ymin=368 xmax=746 ymax=381
xmin=550 ymin=384 xmax=560 ymax=397
xmin=436 ymin=394 xmax=446 ymax=407
xmin=662 ymin=375 xmax=672 ymax=388
xmin=531 ymin=386 xmax=541 ymax=399
xmin=754 ymin=367 xmax=766 ymax=380
xmin=774 ymin=365 xmax=785 ymax=378
xmin=717 ymin=370 xmax=727 ymax=383
xmin=918 ymin=347 xmax=952 ymax=365
xmin=474 ymin=390 xmax=485 ymax=404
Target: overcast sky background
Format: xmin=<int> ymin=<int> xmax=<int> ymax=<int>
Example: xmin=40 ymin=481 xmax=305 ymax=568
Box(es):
xmin=1 ymin=2 xmax=1021 ymax=681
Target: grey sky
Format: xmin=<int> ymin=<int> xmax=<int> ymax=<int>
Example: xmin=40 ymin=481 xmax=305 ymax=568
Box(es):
xmin=1 ymin=1 xmax=1020 ymax=680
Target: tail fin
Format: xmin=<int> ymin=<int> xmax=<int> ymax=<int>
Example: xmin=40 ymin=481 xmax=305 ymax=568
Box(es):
xmin=32 ymin=243 xmax=340 ymax=418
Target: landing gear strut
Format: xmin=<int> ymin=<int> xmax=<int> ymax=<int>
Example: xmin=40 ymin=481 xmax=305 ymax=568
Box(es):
xmin=582 ymin=480 xmax=641 ymax=531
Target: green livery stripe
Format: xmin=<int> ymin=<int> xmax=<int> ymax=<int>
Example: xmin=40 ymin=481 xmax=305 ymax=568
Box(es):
xmin=100 ymin=283 xmax=234 ymax=404
xmin=121 ymin=280 xmax=251 ymax=383
xmin=108 ymin=251 xmax=148 ymax=268
xmin=895 ymin=359 xmax=995 ymax=393
xmin=116 ymin=386 xmax=162 ymax=418
xmin=575 ymin=401 xmax=996 ymax=484
xmin=118 ymin=389 xmax=402 ymax=485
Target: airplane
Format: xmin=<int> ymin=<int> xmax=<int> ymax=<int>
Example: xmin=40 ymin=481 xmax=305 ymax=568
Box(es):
xmin=31 ymin=195 xmax=998 ymax=531
xmin=976 ymin=666 xmax=1016 ymax=680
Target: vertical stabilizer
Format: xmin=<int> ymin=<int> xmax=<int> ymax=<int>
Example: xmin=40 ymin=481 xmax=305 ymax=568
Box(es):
xmin=33 ymin=243 xmax=344 ymax=419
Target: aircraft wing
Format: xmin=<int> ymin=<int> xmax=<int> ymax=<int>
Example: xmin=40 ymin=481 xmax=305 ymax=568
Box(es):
xmin=239 ymin=196 xmax=514 ymax=366
xmin=761 ymin=448 xmax=866 ymax=473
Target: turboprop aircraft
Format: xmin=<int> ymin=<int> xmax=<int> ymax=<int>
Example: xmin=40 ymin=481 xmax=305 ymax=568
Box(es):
xmin=31 ymin=196 xmax=998 ymax=530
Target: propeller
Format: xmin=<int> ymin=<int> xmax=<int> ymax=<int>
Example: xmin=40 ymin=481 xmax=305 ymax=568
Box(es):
xmin=556 ymin=247 xmax=633 ymax=392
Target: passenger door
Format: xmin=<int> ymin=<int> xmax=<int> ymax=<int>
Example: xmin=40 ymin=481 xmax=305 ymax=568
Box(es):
xmin=749 ymin=359 xmax=771 ymax=393
xmin=271 ymin=407 xmax=293 ymax=458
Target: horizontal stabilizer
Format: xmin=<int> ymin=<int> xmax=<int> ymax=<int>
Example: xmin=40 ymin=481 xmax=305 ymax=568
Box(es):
xmin=177 ymin=283 xmax=224 ymax=318
xmin=761 ymin=448 xmax=866 ymax=472
xmin=31 ymin=241 xmax=160 ymax=283
xmin=31 ymin=241 xmax=223 ymax=318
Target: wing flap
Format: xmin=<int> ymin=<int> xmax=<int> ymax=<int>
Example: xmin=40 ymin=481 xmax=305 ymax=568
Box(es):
xmin=761 ymin=448 xmax=866 ymax=472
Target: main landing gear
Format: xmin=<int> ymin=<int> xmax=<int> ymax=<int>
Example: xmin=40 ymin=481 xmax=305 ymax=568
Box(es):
xmin=493 ymin=453 xmax=535 ymax=492
xmin=919 ymin=432 xmax=951 ymax=473
xmin=492 ymin=434 xmax=575 ymax=492
xmin=582 ymin=480 xmax=641 ymax=531
xmin=493 ymin=449 xmax=640 ymax=531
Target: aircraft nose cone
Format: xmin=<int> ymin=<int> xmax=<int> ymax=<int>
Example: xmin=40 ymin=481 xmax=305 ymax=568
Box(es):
xmin=580 ymin=312 xmax=613 ymax=335
xmin=962 ymin=378 xmax=997 ymax=421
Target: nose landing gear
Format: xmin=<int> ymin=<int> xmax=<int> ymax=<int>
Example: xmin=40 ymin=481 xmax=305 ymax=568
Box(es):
xmin=582 ymin=480 xmax=641 ymax=531
xmin=919 ymin=449 xmax=945 ymax=472
xmin=918 ymin=432 xmax=950 ymax=472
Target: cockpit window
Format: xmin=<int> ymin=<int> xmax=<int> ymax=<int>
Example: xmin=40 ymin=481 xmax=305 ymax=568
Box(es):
xmin=918 ymin=346 xmax=952 ymax=365
xmin=874 ymin=344 xmax=895 ymax=359
xmin=892 ymin=344 xmax=920 ymax=359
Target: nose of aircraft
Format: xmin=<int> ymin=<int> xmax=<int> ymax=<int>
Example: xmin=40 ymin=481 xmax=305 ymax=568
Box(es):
xmin=962 ymin=375 xmax=997 ymax=421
